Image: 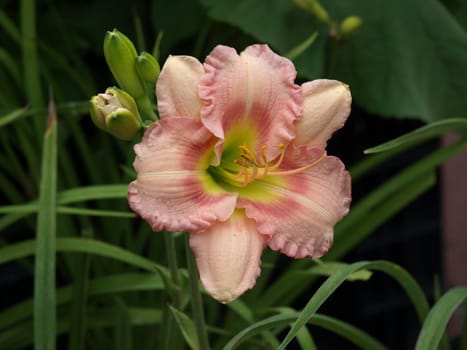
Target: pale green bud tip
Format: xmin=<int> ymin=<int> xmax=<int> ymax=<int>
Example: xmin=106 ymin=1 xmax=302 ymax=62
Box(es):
xmin=136 ymin=52 xmax=161 ymax=83
xmin=293 ymin=0 xmax=329 ymax=23
xmin=340 ymin=16 xmax=362 ymax=37
xmin=90 ymin=87 xmax=142 ymax=140
xmin=103 ymin=30 xmax=145 ymax=98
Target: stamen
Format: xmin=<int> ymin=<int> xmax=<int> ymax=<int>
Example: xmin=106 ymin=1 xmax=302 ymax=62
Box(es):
xmin=229 ymin=143 xmax=325 ymax=187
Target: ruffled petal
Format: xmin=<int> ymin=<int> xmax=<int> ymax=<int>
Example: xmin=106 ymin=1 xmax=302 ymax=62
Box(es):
xmin=156 ymin=55 xmax=204 ymax=119
xmin=294 ymin=79 xmax=352 ymax=148
xmin=199 ymin=44 xmax=302 ymax=159
xmin=189 ymin=210 xmax=267 ymax=303
xmin=237 ymin=146 xmax=351 ymax=259
xmin=128 ymin=117 xmax=238 ymax=233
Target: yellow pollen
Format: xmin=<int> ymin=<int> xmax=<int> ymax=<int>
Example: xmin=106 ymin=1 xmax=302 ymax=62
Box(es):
xmin=231 ymin=144 xmax=325 ymax=187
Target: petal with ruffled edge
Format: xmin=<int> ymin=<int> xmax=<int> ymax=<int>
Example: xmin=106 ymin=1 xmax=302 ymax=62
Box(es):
xmin=189 ymin=209 xmax=267 ymax=303
xmin=294 ymin=80 xmax=352 ymax=148
xmin=156 ymin=55 xmax=204 ymax=119
xmin=237 ymin=146 xmax=351 ymax=259
xmin=199 ymin=44 xmax=302 ymax=160
xmin=128 ymin=117 xmax=238 ymax=233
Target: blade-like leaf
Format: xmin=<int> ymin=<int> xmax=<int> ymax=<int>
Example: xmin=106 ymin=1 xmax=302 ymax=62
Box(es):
xmin=415 ymin=287 xmax=467 ymax=350
xmin=278 ymin=260 xmax=430 ymax=349
xmin=0 ymin=107 xmax=28 ymax=128
xmin=168 ymin=306 xmax=200 ymax=350
xmin=222 ymin=311 xmax=387 ymax=350
xmin=34 ymin=98 xmax=58 ymax=350
xmin=0 ymin=273 xmax=164 ymax=331
xmin=365 ymin=118 xmax=467 ymax=154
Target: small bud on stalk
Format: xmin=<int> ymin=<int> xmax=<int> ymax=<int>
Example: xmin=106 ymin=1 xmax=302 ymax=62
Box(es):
xmin=339 ymin=16 xmax=362 ymax=38
xmin=90 ymin=87 xmax=142 ymax=140
xmin=103 ymin=29 xmax=146 ymax=98
xmin=136 ymin=52 xmax=161 ymax=83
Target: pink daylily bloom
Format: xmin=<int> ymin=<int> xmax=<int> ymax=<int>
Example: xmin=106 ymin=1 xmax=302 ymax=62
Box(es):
xmin=128 ymin=44 xmax=352 ymax=303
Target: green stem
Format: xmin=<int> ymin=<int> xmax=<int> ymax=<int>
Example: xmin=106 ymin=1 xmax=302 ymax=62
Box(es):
xmin=20 ymin=0 xmax=44 ymax=134
xmin=185 ymin=236 xmax=210 ymax=350
xmin=135 ymin=95 xmax=157 ymax=121
xmin=163 ymin=233 xmax=180 ymax=350
xmin=164 ymin=233 xmax=179 ymax=287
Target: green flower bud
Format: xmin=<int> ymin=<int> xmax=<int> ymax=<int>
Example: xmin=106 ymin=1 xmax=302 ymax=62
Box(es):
xmin=339 ymin=16 xmax=362 ymax=38
xmin=103 ymin=29 xmax=146 ymax=98
xmin=136 ymin=51 xmax=161 ymax=83
xmin=90 ymin=87 xmax=142 ymax=140
xmin=293 ymin=0 xmax=330 ymax=23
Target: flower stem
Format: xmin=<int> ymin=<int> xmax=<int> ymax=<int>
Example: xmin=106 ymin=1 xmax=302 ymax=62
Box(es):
xmin=185 ymin=235 xmax=211 ymax=350
xmin=164 ymin=232 xmax=179 ymax=285
xmin=163 ymin=233 xmax=180 ymax=350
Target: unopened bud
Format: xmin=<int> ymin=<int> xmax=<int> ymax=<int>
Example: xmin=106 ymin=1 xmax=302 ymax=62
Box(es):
xmin=90 ymin=87 xmax=142 ymax=140
xmin=136 ymin=51 xmax=161 ymax=83
xmin=293 ymin=0 xmax=329 ymax=23
xmin=103 ymin=30 xmax=146 ymax=98
xmin=339 ymin=16 xmax=362 ymax=38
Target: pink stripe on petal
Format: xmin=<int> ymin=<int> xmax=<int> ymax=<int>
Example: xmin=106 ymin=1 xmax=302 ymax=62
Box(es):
xmin=128 ymin=117 xmax=237 ymax=233
xmin=238 ymin=147 xmax=351 ymax=259
xmin=156 ymin=55 xmax=204 ymax=119
xmin=295 ymin=79 xmax=352 ymax=148
xmin=199 ymin=44 xmax=302 ymax=159
xmin=189 ymin=210 xmax=266 ymax=303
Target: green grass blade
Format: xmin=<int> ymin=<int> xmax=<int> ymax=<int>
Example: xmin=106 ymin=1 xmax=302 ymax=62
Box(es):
xmin=0 ymin=8 xmax=21 ymax=42
xmin=56 ymin=206 xmax=136 ymax=218
xmin=115 ymin=300 xmax=132 ymax=350
xmin=365 ymin=118 xmax=467 ymax=154
xmin=34 ymin=97 xmax=57 ymax=350
xmin=222 ymin=311 xmax=386 ymax=350
xmin=295 ymin=326 xmax=317 ymax=350
xmin=0 ymin=307 xmax=162 ymax=350
xmin=21 ymin=0 xmax=44 ymax=129
xmin=0 ymin=273 xmax=163 ymax=331
xmin=0 ymin=237 xmax=168 ymax=275
xmin=68 ymin=252 xmax=91 ymax=350
xmin=0 ymin=107 xmax=28 ymax=128
xmin=169 ymin=306 xmax=200 ymax=350
xmin=278 ymin=260 xmax=430 ymax=349
xmin=415 ymin=287 xmax=467 ymax=350
xmin=351 ymin=118 xmax=467 ymax=180
xmin=222 ymin=313 xmax=295 ymax=350
xmin=308 ymin=314 xmax=387 ymax=350
xmin=57 ymin=185 xmax=129 ymax=203
xmin=0 ymin=47 xmax=21 ymax=84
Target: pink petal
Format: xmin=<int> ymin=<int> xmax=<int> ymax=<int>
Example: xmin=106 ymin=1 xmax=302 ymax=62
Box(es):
xmin=156 ymin=55 xmax=204 ymax=119
xmin=199 ymin=44 xmax=302 ymax=159
xmin=237 ymin=146 xmax=351 ymax=259
xmin=128 ymin=117 xmax=237 ymax=233
xmin=294 ymin=79 xmax=352 ymax=148
xmin=189 ymin=210 xmax=267 ymax=303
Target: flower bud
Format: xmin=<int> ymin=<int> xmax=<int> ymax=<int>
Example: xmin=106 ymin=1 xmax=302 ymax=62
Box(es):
xmin=339 ymin=16 xmax=362 ymax=38
xmin=90 ymin=87 xmax=142 ymax=140
xmin=103 ymin=29 xmax=146 ymax=98
xmin=136 ymin=51 xmax=161 ymax=83
xmin=293 ymin=0 xmax=330 ymax=23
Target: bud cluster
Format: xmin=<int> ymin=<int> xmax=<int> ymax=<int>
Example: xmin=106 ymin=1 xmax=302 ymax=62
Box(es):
xmin=90 ymin=30 xmax=161 ymax=140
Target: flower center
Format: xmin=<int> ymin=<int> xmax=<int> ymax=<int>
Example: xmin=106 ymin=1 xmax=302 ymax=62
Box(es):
xmin=212 ymin=143 xmax=325 ymax=188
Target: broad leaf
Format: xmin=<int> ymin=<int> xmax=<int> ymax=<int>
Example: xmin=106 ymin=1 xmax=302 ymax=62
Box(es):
xmin=201 ymin=0 xmax=467 ymax=121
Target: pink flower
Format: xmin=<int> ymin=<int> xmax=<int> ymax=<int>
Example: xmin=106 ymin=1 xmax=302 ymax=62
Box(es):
xmin=128 ymin=44 xmax=352 ymax=303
